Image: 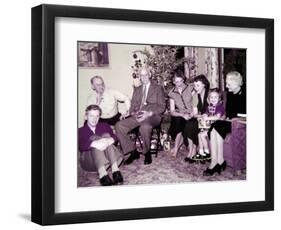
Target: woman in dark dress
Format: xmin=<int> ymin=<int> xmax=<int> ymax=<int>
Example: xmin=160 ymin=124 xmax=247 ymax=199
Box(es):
xmin=168 ymin=70 xmax=193 ymax=157
xmin=183 ymin=74 xmax=210 ymax=162
xmin=203 ymin=71 xmax=246 ymax=176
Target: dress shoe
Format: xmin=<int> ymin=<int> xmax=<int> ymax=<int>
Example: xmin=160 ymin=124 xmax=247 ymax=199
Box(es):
xmin=203 ymin=164 xmax=221 ymax=176
xmin=194 ymin=153 xmax=207 ymax=160
xmin=200 ymin=159 xmax=206 ymax=164
xmin=220 ymin=161 xmax=227 ymax=171
xmin=204 ymin=153 xmax=211 ymax=159
xmin=112 ymin=171 xmax=124 ymax=185
xmin=201 ymin=153 xmax=211 ymax=163
xmin=124 ymin=150 xmax=140 ymax=165
xmin=184 ymin=157 xmax=195 ymax=164
xmin=144 ymin=152 xmax=152 ymax=165
xmin=194 ymin=154 xmax=203 ymax=160
xmin=99 ymin=175 xmax=114 ymax=186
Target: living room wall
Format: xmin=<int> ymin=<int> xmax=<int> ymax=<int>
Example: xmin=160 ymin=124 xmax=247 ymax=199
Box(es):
xmin=78 ymin=43 xmax=147 ymax=126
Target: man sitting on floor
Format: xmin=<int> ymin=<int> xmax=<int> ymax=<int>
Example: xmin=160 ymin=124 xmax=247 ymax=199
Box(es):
xmin=78 ymin=105 xmax=124 ymax=186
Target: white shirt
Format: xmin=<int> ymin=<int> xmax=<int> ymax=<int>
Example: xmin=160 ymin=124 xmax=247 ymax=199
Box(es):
xmin=142 ymin=82 xmax=151 ymax=104
xmin=87 ymin=87 xmax=131 ymax=119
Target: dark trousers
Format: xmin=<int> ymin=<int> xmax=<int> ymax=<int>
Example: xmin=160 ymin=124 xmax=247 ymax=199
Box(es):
xmin=80 ymin=144 xmax=123 ymax=172
xmin=100 ymin=113 xmax=121 ymax=126
xmin=115 ymin=114 xmax=161 ymax=154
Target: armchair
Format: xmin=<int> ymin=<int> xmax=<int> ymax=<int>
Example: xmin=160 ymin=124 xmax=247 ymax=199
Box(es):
xmin=223 ymin=119 xmax=247 ymax=175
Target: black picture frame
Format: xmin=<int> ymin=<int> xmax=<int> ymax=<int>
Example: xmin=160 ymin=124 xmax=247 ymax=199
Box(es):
xmin=31 ymin=4 xmax=274 ymax=225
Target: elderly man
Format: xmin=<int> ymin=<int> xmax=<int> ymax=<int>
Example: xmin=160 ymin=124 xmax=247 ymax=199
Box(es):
xmin=79 ymin=105 xmax=124 ymax=186
xmin=87 ymin=76 xmax=131 ymax=126
xmin=115 ymin=68 xmax=166 ymax=165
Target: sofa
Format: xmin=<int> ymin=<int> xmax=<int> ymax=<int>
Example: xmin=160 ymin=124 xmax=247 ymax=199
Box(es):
xmin=223 ymin=119 xmax=247 ymax=175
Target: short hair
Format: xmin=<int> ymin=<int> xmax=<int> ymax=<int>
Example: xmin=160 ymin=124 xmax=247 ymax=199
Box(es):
xmin=90 ymin=75 xmax=104 ymax=85
xmin=173 ymin=69 xmax=186 ymax=82
xmin=226 ymin=71 xmax=243 ymax=86
xmin=193 ymin=74 xmax=210 ymax=91
xmin=208 ymin=88 xmax=222 ymax=100
xmin=85 ymin=104 xmax=102 ymax=115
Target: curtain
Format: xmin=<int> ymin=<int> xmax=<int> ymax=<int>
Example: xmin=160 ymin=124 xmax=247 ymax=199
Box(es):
xmin=204 ymin=48 xmax=220 ymax=89
xmin=184 ymin=47 xmax=224 ymax=90
xmin=184 ymin=47 xmax=198 ymax=80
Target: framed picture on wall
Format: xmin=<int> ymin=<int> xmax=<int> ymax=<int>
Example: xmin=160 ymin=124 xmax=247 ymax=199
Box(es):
xmin=78 ymin=41 xmax=109 ymax=67
xmin=31 ymin=4 xmax=274 ymax=225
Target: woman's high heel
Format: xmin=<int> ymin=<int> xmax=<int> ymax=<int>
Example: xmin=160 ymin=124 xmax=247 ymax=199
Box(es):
xmin=220 ymin=161 xmax=227 ymax=171
xmin=203 ymin=164 xmax=221 ymax=176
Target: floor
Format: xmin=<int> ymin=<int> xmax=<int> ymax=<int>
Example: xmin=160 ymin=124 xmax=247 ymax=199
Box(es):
xmin=78 ymin=147 xmax=246 ymax=187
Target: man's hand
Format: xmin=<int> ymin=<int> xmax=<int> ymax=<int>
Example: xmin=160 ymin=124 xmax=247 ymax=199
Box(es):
xmin=105 ymin=137 xmax=115 ymax=146
xmin=91 ymin=138 xmax=110 ymax=151
xmin=135 ymin=110 xmax=153 ymax=123
xmin=120 ymin=111 xmax=130 ymax=120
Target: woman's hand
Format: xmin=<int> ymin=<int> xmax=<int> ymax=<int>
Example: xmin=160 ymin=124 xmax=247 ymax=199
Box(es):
xmin=183 ymin=113 xmax=191 ymax=120
xmin=202 ymin=113 xmax=208 ymax=121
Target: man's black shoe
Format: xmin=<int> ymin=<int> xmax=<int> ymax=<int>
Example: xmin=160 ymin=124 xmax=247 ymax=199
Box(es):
xmin=124 ymin=150 xmax=140 ymax=165
xmin=112 ymin=171 xmax=124 ymax=185
xmin=99 ymin=175 xmax=114 ymax=186
xmin=144 ymin=152 xmax=152 ymax=165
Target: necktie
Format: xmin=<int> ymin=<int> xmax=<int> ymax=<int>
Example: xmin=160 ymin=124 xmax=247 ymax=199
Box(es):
xmin=141 ymin=84 xmax=147 ymax=106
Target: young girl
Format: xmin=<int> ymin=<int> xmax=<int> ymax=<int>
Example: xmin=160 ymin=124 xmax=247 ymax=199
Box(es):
xmin=196 ymin=88 xmax=225 ymax=160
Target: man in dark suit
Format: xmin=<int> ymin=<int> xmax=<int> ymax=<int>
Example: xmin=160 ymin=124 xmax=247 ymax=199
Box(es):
xmin=115 ymin=68 xmax=166 ymax=165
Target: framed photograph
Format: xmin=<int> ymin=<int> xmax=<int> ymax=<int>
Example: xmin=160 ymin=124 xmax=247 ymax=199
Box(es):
xmin=78 ymin=41 xmax=109 ymax=67
xmin=31 ymin=4 xmax=274 ymax=225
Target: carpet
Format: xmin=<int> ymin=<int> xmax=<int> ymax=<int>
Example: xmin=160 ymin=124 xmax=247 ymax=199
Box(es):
xmin=78 ymin=148 xmax=246 ymax=187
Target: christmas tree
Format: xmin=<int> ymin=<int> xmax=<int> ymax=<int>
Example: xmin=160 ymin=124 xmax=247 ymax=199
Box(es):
xmin=131 ymin=45 xmax=184 ymax=93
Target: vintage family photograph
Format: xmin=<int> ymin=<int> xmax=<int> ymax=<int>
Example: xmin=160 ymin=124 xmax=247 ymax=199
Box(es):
xmin=77 ymin=42 xmax=247 ymax=187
